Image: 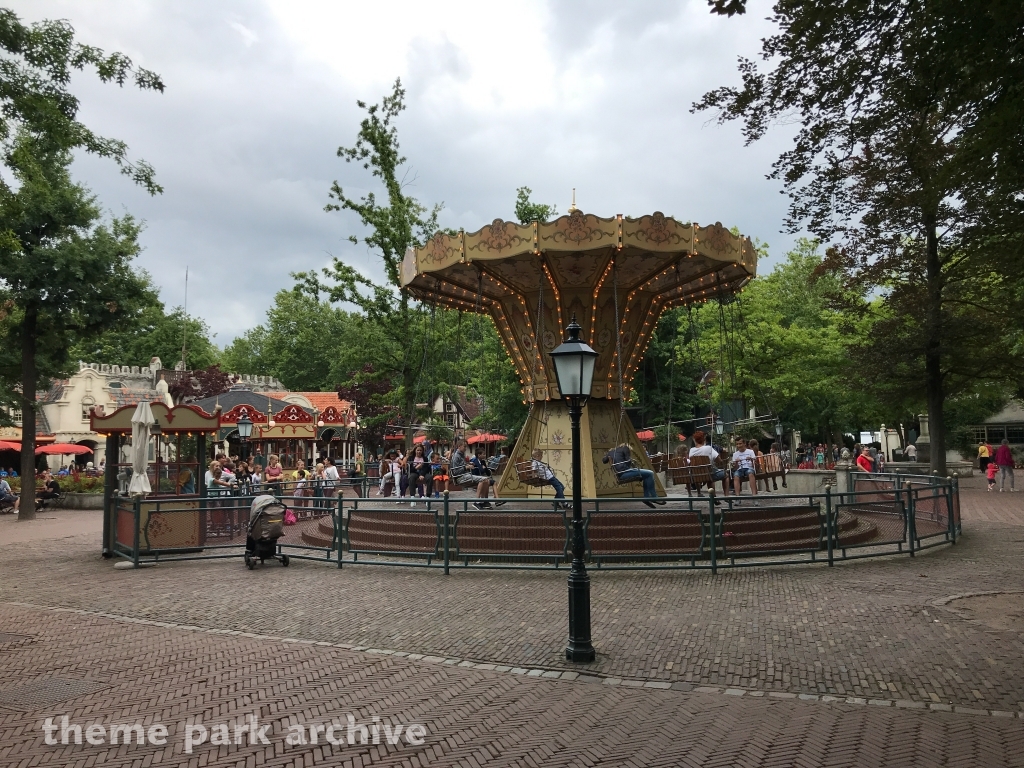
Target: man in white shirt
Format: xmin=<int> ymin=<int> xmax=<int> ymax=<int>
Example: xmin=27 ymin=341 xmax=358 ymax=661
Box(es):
xmin=731 ymin=438 xmax=758 ymax=497
xmin=688 ymin=431 xmax=730 ymax=496
xmin=905 ymin=443 xmax=917 ymax=462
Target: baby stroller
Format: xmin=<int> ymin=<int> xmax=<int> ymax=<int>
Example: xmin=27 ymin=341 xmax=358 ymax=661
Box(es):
xmin=244 ymin=495 xmax=290 ymax=569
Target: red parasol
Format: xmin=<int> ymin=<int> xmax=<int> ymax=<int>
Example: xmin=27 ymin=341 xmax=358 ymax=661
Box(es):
xmin=467 ymin=433 xmax=507 ymax=445
xmin=0 ymin=440 xmax=20 ymax=451
xmin=635 ymin=430 xmax=655 ymax=441
xmin=35 ymin=443 xmax=93 ymax=455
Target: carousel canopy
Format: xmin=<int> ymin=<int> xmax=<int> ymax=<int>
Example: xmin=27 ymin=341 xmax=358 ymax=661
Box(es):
xmin=402 ymin=211 xmax=756 ymax=403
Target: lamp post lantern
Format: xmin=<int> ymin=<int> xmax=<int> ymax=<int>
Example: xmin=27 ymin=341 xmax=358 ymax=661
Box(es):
xmin=237 ymin=414 xmax=253 ymax=464
xmin=549 ymin=315 xmax=598 ymax=663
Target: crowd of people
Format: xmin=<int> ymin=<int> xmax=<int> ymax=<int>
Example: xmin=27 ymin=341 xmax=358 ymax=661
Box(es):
xmin=203 ymin=453 xmax=344 ymax=503
xmin=376 ymin=440 xmax=509 ymax=509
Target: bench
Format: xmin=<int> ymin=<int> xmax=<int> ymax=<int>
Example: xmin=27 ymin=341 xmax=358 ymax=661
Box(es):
xmin=754 ymin=453 xmax=787 ymax=491
xmin=667 ymin=455 xmax=723 ymax=496
xmin=513 ymin=460 xmax=554 ymax=488
xmin=649 ymin=453 xmax=668 ymax=473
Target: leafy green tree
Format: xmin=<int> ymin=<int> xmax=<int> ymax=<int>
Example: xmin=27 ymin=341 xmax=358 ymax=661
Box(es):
xmin=0 ymin=136 xmax=150 ymax=519
xmin=318 ymin=79 xmax=443 ymax=451
xmin=631 ymin=308 xmax=704 ymax=449
xmin=70 ymin=276 xmax=219 ymax=370
xmin=461 ymin=316 xmax=529 ymax=441
xmin=222 ymin=282 xmax=361 ymax=391
xmin=694 ymin=0 xmax=1024 ymax=473
xmin=514 ymin=187 xmax=558 ymax=225
xmin=0 ymin=10 xmax=163 ymax=519
xmin=0 ymin=9 xmax=163 ymax=194
xmin=665 ymin=240 xmax=884 ymax=445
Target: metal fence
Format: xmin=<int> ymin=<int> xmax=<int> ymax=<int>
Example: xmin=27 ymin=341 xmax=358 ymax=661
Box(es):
xmin=110 ymin=475 xmax=961 ymax=573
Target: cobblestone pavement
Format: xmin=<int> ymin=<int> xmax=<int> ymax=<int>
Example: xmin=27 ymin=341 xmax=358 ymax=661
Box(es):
xmin=2 ymin=604 xmax=1023 ymax=768
xmin=2 ymin=476 xmax=1024 ymax=766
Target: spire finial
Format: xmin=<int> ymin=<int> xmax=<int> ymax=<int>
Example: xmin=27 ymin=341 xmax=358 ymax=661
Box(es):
xmin=568 ymin=188 xmax=578 ymax=213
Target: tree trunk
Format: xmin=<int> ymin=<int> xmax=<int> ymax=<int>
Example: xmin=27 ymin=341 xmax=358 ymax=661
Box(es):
xmin=403 ymin=366 xmax=417 ymax=455
xmin=924 ymin=213 xmax=947 ymax=475
xmin=18 ymin=307 xmax=38 ymax=521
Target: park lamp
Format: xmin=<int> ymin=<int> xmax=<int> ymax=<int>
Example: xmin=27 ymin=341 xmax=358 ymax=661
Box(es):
xmin=549 ymin=315 xmax=597 ymax=403
xmin=236 ymin=414 xmax=253 ymax=441
xmin=775 ymin=422 xmax=783 ymax=441
xmin=551 ymin=315 xmax=598 ymax=665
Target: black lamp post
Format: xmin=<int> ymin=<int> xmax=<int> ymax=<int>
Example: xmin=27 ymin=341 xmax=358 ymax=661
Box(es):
xmin=237 ymin=414 xmax=253 ymax=464
xmin=549 ymin=315 xmax=598 ymax=663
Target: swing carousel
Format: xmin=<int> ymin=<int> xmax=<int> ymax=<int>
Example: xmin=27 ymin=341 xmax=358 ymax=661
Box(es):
xmin=401 ymin=210 xmax=757 ymax=498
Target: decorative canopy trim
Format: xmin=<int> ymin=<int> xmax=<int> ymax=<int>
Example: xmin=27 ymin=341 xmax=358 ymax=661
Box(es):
xmin=90 ymin=402 xmax=220 ymax=434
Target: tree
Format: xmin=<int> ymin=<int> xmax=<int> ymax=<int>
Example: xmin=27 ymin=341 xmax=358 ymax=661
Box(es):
xmin=694 ymin=1 xmax=1024 ymax=473
xmin=70 ymin=275 xmax=219 ymax=370
xmin=631 ymin=308 xmax=704 ymax=450
xmin=0 ymin=9 xmax=163 ymax=194
xmin=0 ymin=10 xmax=163 ymax=520
xmin=336 ymin=364 xmax=397 ymax=455
xmin=0 ymin=136 xmax=150 ymax=519
xmin=222 ymin=281 xmax=360 ymax=391
xmin=168 ymin=364 xmax=233 ymax=403
xmin=320 ymin=79 xmax=442 ymax=451
xmin=514 ymin=187 xmax=558 ymax=225
xmin=461 ymin=315 xmax=529 ymax=442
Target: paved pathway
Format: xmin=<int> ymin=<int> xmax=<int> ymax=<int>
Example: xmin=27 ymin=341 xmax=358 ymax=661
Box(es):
xmin=1 ymin=476 xmax=1023 ymax=766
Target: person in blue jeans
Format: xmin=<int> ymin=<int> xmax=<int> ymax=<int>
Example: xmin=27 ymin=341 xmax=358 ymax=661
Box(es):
xmin=531 ymin=449 xmax=565 ymax=498
xmin=602 ymin=442 xmax=662 ymax=507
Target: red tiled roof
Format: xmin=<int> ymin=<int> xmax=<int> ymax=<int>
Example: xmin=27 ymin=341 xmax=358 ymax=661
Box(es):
xmin=264 ymin=392 xmax=353 ymax=412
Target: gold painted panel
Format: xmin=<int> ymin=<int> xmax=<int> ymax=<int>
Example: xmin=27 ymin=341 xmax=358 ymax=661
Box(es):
xmin=622 ymin=212 xmax=693 ymax=252
xmin=538 ymin=212 xmax=618 ymax=250
xmin=464 ymin=218 xmax=534 ymax=260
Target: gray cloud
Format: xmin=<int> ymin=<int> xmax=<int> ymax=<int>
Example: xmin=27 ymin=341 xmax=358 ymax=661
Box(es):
xmin=8 ymin=0 xmax=796 ymax=347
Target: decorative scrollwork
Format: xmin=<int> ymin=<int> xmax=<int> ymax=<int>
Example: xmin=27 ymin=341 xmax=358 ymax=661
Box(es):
xmin=552 ymin=210 xmax=596 ymax=245
xmin=705 ymin=222 xmax=731 ymax=253
xmin=468 ymin=218 xmax=529 ymax=254
xmin=422 ymin=232 xmax=456 ymax=265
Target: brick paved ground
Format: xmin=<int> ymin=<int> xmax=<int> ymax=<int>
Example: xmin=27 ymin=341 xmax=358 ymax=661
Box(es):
xmin=2 ymin=475 xmax=1023 ymax=766
xmin=3 ymin=605 xmax=1024 ymax=768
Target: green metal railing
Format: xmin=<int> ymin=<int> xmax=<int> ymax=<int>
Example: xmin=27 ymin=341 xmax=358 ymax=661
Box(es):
xmin=109 ymin=475 xmax=960 ymax=572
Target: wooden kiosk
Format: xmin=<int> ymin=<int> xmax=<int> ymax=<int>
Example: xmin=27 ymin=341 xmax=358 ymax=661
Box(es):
xmin=92 ymin=402 xmax=221 ymax=558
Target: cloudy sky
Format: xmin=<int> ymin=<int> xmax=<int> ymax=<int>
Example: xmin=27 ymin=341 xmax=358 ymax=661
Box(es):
xmin=10 ymin=0 xmax=797 ymax=347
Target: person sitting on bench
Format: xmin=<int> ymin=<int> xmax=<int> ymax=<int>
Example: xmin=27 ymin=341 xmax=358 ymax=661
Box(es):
xmin=452 ymin=440 xmax=504 ymax=509
xmin=731 ymin=439 xmax=758 ymax=498
xmin=0 ymin=476 xmax=18 ymax=509
xmin=36 ymin=470 xmax=61 ymax=509
xmin=602 ymin=442 xmax=661 ymax=507
xmin=531 ymin=449 xmax=565 ymax=499
xmin=688 ymin=430 xmax=730 ymax=497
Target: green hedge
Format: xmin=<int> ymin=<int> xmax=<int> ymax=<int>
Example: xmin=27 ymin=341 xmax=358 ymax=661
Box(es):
xmin=5 ymin=476 xmax=105 ymax=494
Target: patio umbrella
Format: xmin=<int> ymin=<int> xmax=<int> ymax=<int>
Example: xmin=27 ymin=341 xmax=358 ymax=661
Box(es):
xmin=467 ymin=433 xmax=507 ymax=445
xmin=635 ymin=430 xmax=655 ymax=442
xmin=35 ymin=443 xmax=93 ymax=455
xmin=0 ymin=440 xmax=20 ymax=451
xmin=127 ymin=402 xmax=155 ymax=495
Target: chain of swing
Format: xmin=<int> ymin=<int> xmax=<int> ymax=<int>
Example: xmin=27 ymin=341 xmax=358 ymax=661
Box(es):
xmin=415 ymin=261 xmax=777 ymax=452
